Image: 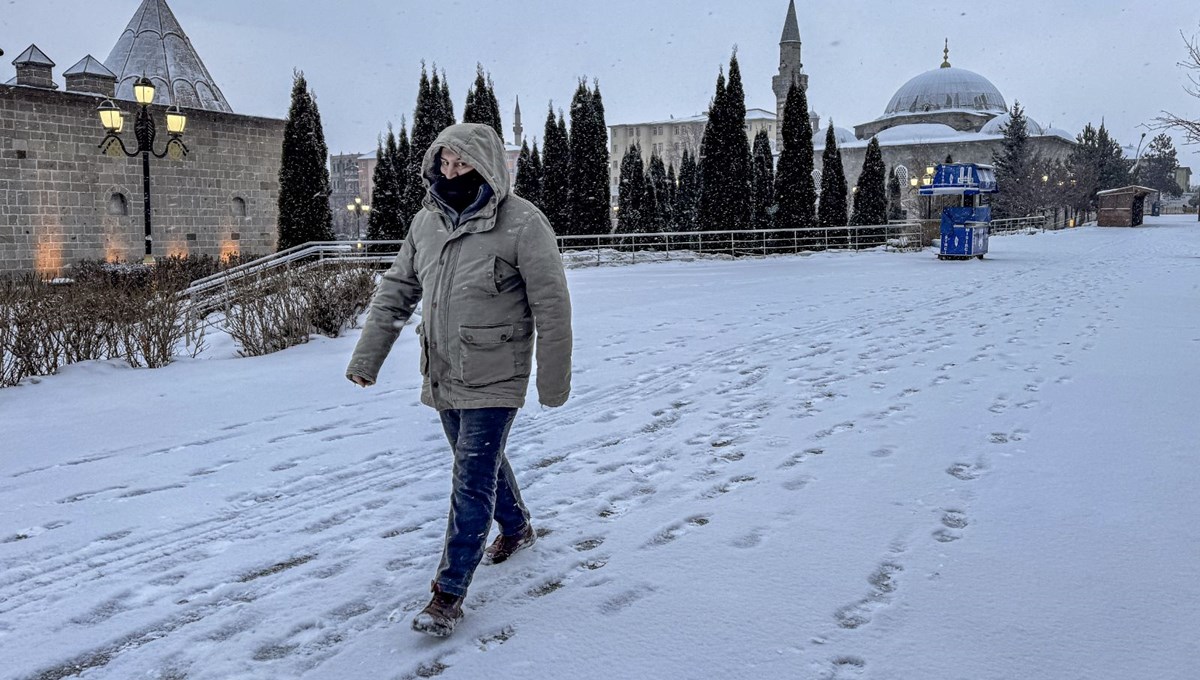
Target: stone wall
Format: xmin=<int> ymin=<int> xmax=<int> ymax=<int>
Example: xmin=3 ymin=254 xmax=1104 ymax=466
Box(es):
xmin=0 ymin=84 xmax=285 ymax=276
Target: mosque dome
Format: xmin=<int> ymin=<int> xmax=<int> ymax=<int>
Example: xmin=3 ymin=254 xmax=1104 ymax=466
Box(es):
xmin=979 ymin=112 xmax=1044 ymax=136
xmin=884 ymin=66 xmax=1007 ymax=117
xmin=881 ymin=43 xmax=1006 ymax=119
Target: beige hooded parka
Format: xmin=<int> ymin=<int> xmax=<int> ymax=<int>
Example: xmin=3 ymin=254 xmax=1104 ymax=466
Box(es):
xmin=346 ymin=123 xmax=572 ymax=410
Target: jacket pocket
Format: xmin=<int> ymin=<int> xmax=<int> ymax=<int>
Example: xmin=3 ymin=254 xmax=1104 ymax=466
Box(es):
xmin=457 ymin=324 xmax=516 ymax=387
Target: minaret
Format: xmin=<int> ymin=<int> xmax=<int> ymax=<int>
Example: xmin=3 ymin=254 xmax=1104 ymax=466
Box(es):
xmin=513 ymin=96 xmax=524 ymax=145
xmin=771 ymin=0 xmax=814 ymax=149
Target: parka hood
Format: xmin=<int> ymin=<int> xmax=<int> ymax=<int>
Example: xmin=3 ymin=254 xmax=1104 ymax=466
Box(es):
xmin=421 ymin=123 xmax=510 ymax=204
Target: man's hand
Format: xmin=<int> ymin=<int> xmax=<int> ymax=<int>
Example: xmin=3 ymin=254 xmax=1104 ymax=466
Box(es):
xmin=350 ymin=375 xmax=374 ymax=388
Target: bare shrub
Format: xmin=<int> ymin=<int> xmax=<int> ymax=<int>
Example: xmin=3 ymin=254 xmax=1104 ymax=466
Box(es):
xmin=301 ymin=264 xmax=377 ymax=338
xmin=223 ymin=271 xmax=312 ymax=357
xmin=122 ymin=289 xmax=195 ymax=369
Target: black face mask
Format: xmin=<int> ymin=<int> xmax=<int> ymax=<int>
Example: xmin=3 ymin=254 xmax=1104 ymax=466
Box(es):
xmin=435 ymin=170 xmax=487 ymax=213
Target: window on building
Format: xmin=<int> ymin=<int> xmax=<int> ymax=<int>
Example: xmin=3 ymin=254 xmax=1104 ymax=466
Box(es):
xmin=107 ymin=193 xmax=128 ymax=216
xmin=232 ymin=197 xmax=247 ymax=217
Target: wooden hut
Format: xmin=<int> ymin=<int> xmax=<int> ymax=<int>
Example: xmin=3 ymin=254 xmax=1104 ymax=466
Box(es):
xmin=1097 ymin=186 xmax=1159 ymax=227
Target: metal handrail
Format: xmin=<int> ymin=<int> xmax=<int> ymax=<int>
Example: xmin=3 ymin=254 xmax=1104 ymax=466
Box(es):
xmin=179 ymin=240 xmax=403 ymax=316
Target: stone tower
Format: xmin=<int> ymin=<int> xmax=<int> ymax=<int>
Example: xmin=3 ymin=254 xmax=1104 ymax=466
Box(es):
xmin=771 ymin=0 xmax=818 ymax=149
xmin=513 ymin=96 xmax=523 ymax=145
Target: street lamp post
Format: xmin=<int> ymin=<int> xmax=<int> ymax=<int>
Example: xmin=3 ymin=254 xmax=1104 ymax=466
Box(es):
xmin=346 ymin=196 xmax=370 ymax=247
xmin=96 ymin=77 xmax=188 ymax=265
xmin=921 ymin=166 xmax=935 ymax=219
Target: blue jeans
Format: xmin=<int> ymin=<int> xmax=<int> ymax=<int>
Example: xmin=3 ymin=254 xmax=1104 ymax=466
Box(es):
xmin=434 ymin=407 xmax=530 ymax=597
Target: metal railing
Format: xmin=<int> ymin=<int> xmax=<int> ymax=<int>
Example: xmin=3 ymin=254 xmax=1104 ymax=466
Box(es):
xmin=177 ymin=223 xmax=923 ymax=313
xmin=179 ymin=240 xmax=402 ymax=315
xmin=556 ymin=222 xmax=924 ymax=267
xmin=988 ymin=216 xmax=1048 ymax=235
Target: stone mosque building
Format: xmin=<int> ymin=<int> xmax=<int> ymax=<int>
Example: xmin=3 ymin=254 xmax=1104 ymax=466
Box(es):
xmin=816 ymin=38 xmax=1076 ymax=200
xmin=608 ymin=0 xmax=1077 ymax=217
xmin=0 ymin=0 xmax=285 ymax=276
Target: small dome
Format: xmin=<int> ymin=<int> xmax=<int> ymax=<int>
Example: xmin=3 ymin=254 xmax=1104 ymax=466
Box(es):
xmin=1044 ymin=127 xmax=1075 ymax=142
xmin=883 ymin=66 xmax=1007 ymax=117
xmin=813 ymin=124 xmax=857 ymax=147
xmin=875 ymin=123 xmax=961 ymax=142
xmin=979 ymin=113 xmax=1044 ymax=136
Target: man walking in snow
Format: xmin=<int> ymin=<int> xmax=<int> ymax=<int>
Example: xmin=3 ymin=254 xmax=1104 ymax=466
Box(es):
xmin=346 ymin=123 xmax=572 ymax=637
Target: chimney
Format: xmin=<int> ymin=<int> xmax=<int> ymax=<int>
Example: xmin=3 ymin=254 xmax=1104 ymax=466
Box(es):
xmin=12 ymin=44 xmax=57 ymax=89
xmin=64 ymin=55 xmax=117 ymax=97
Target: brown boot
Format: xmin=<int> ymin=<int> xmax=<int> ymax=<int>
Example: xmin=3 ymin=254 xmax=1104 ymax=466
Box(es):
xmin=482 ymin=524 xmax=537 ymax=565
xmin=411 ymin=582 xmax=463 ymax=637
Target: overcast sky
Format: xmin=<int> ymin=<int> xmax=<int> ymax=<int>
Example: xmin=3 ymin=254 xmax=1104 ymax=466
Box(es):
xmin=4 ymin=0 xmax=1199 ymax=172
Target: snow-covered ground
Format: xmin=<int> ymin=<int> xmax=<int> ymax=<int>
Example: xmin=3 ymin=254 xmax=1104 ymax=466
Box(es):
xmin=3 ymin=215 xmax=1199 ymax=680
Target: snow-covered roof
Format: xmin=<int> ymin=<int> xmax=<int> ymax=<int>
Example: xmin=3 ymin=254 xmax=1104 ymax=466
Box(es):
xmin=881 ymin=66 xmax=1006 ymax=119
xmin=979 ymin=112 xmax=1043 ymax=136
xmin=63 ymin=55 xmax=116 ymax=78
xmin=876 ymin=123 xmax=960 ymax=142
xmin=612 ymin=107 xmax=777 ymax=128
xmin=1044 ymin=127 xmax=1074 ymax=142
xmin=103 ymin=0 xmax=232 ymax=112
xmin=817 ymin=115 xmax=1076 ymax=152
xmin=12 ymin=44 xmax=54 ymax=67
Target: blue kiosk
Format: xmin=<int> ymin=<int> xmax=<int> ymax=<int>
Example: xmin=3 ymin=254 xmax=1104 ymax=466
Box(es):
xmin=920 ymin=163 xmax=998 ymax=260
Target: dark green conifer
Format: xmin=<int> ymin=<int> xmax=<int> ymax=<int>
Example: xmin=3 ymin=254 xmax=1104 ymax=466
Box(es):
xmin=818 ymin=123 xmax=849 ymax=244
xmin=774 ymin=80 xmax=817 ymax=240
xmin=277 ymin=70 xmax=334 ymax=250
xmin=850 ymin=137 xmax=888 ymax=242
xmin=541 ymin=104 xmax=572 ymax=233
xmin=751 ymin=129 xmax=775 ymax=248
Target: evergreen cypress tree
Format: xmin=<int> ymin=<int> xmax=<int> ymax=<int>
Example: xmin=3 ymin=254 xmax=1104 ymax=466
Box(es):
xmin=818 ymin=123 xmax=849 ymax=244
xmin=527 ymin=141 xmax=544 ymax=206
xmin=616 ymin=144 xmax=645 ymax=234
xmin=774 ymin=80 xmax=817 ymax=246
xmin=514 ymin=140 xmax=540 ymax=202
xmin=724 ymin=52 xmax=753 ymax=234
xmin=463 ymin=63 xmax=502 ymax=139
xmin=665 ymin=163 xmax=679 ymax=230
xmin=850 ymin=137 xmax=888 ymax=245
xmin=366 ymin=126 xmax=405 ymax=245
xmin=435 ymin=69 xmax=456 ymax=130
xmin=277 ymin=70 xmax=334 ymax=251
xmin=699 ymin=52 xmax=753 ymax=241
xmin=751 ymin=129 xmax=775 ymax=248
xmin=675 ymin=148 xmax=701 ymax=232
xmin=887 ymin=166 xmax=904 ymax=221
xmin=588 ymin=82 xmax=613 ymax=233
xmin=568 ymin=80 xmax=612 ymax=235
xmin=992 ymin=102 xmax=1039 ymax=218
xmin=540 ymin=104 xmax=572 ymax=233
xmin=430 ymin=69 xmax=444 ymax=131
xmin=393 ymin=123 xmax=412 ymax=228
xmin=697 ymin=68 xmax=727 ymax=233
xmin=401 ymin=65 xmax=437 ymax=223
xmin=646 ymin=152 xmax=669 ymax=235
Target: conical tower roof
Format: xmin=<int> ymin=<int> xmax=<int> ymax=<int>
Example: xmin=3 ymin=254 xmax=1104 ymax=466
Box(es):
xmin=103 ymin=0 xmax=232 ymax=112
xmin=780 ymin=0 xmax=801 ymax=43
